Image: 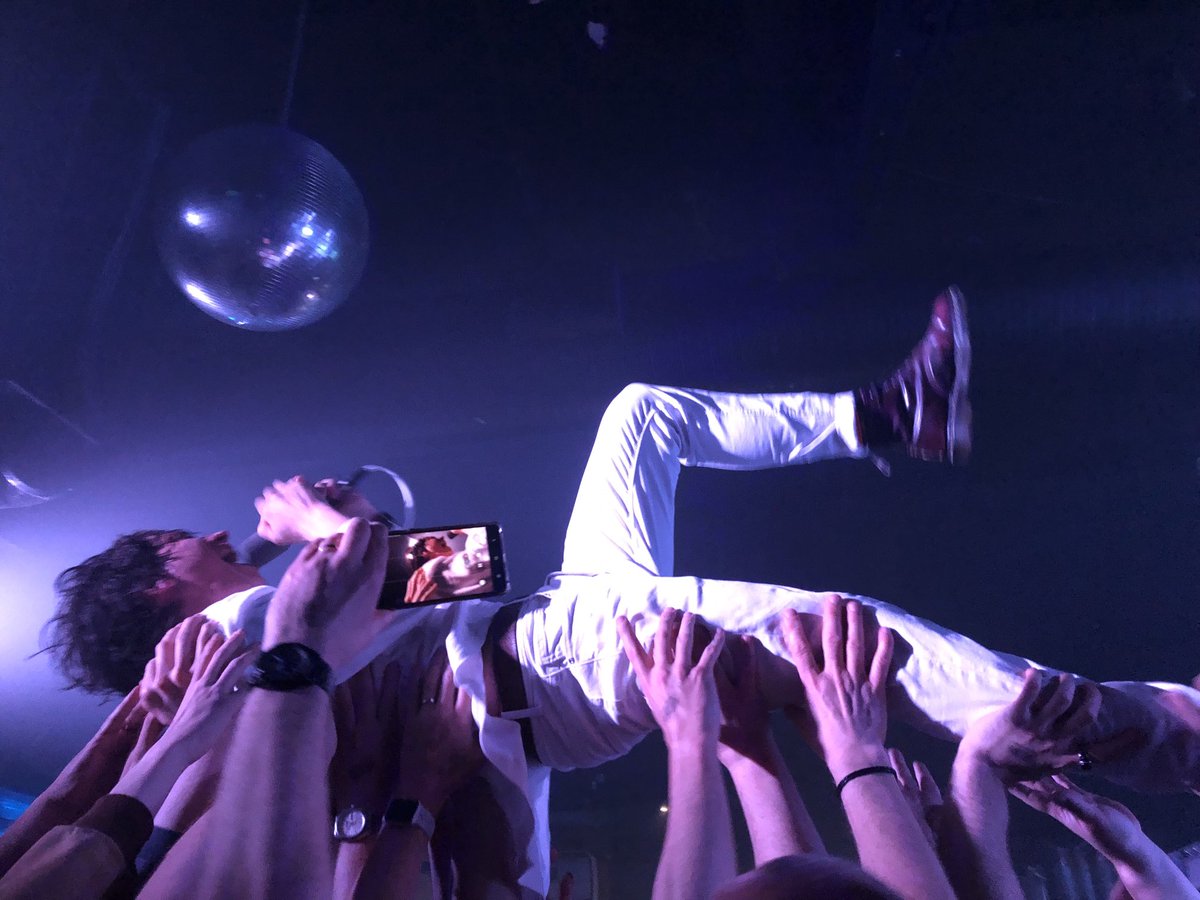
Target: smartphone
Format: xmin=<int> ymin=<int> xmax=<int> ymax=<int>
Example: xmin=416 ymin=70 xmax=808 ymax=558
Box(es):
xmin=377 ymin=523 xmax=508 ymax=609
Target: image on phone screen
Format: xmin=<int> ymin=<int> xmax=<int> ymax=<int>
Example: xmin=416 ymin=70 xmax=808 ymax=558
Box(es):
xmin=378 ymin=523 xmax=507 ymax=610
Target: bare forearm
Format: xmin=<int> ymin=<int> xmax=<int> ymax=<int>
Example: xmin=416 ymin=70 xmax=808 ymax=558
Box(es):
xmin=0 ymin=794 xmax=77 ymax=876
xmin=214 ymin=690 xmax=335 ymax=894
xmin=1110 ymin=846 xmax=1200 ymax=900
xmin=839 ymin=768 xmax=955 ymax=900
xmin=334 ymin=842 xmax=374 ymax=900
xmin=156 ymin=741 xmax=227 ymax=832
xmin=142 ymin=689 xmax=335 ymax=900
xmin=352 ymin=827 xmax=431 ymax=900
xmin=110 ymin=741 xmax=195 ymax=818
xmin=0 ymin=738 xmax=130 ymax=876
xmin=654 ymin=746 xmax=737 ymax=900
xmin=939 ymin=754 xmax=1022 ymax=900
xmin=724 ymin=744 xmax=825 ymax=862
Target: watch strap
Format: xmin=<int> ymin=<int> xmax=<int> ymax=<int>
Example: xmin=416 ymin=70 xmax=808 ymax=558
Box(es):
xmin=384 ymin=798 xmax=435 ymax=839
xmin=247 ymin=643 xmax=335 ymax=694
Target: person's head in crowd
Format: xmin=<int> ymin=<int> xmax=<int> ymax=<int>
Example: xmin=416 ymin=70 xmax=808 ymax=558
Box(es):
xmin=45 ymin=529 xmax=264 ymax=695
xmin=713 ymin=855 xmax=903 ymax=900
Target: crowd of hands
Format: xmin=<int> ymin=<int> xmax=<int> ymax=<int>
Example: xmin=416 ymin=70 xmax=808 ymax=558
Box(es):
xmin=0 ymin=517 xmax=1197 ymax=899
xmin=620 ymin=599 xmax=1198 ymax=900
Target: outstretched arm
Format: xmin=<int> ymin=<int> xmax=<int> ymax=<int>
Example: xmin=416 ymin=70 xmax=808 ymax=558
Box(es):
xmin=350 ymin=653 xmax=484 ymax=900
xmin=939 ymin=743 xmax=1022 ymax=900
xmin=255 ymin=475 xmax=380 ymax=546
xmin=782 ymin=596 xmax=954 ymax=900
xmin=940 ymin=668 xmax=1106 ymax=900
xmin=714 ymin=634 xmax=825 ymax=862
xmin=618 ymin=609 xmax=735 ymax=900
xmin=142 ymin=687 xmax=337 ymax=900
xmin=0 ymin=688 xmax=143 ymax=877
xmin=143 ymin=519 xmax=395 ymax=900
xmin=1 ymin=628 xmax=255 ymax=900
xmin=1013 ymin=776 xmax=1200 ymax=900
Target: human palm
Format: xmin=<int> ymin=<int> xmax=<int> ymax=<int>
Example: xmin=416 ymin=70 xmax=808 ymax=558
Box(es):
xmin=1012 ymin=776 xmax=1145 ymax=861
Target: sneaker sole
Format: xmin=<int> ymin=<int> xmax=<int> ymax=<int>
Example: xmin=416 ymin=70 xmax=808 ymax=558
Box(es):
xmin=945 ymin=284 xmax=972 ymax=464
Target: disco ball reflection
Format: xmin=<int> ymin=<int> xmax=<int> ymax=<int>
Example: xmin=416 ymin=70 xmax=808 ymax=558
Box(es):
xmin=155 ymin=124 xmax=370 ymax=331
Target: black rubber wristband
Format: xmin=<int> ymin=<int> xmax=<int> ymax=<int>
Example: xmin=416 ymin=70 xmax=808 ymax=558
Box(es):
xmin=836 ymin=765 xmax=897 ymax=795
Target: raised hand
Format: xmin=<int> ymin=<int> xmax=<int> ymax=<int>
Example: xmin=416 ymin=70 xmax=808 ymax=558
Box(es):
xmin=781 ymin=595 xmax=894 ymax=781
xmin=160 ymin=629 xmax=256 ymax=761
xmin=314 ymin=477 xmax=380 ymax=522
xmin=1011 ymin=775 xmax=1200 ymax=899
xmin=616 ymin=608 xmax=726 ymax=751
xmin=51 ymin=687 xmax=146 ymax=811
xmin=393 ymin=649 xmax=484 ymax=814
xmin=103 ymin=628 xmax=256 ymax=829
xmin=329 ymin=664 xmax=393 ymax=821
xmin=0 ymin=688 xmax=146 ymax=876
xmin=255 ymin=475 xmax=349 ymax=545
xmin=713 ymin=633 xmax=772 ymax=767
xmin=1011 ymin=776 xmax=1143 ymax=859
xmin=264 ymin=518 xmax=394 ymax=670
xmin=715 ymin=631 xmax=829 ymax=859
xmin=889 ymin=747 xmax=943 ymax=850
xmin=958 ymin=668 xmax=1131 ymax=783
xmin=139 ymin=615 xmax=223 ymax=725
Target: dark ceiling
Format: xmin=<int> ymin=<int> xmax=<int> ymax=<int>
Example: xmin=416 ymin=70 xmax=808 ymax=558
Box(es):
xmin=1 ymin=0 xmax=1198 ymax=892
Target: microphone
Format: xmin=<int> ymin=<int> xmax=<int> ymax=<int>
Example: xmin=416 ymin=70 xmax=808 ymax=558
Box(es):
xmin=236 ymin=467 xmax=414 ymax=568
xmin=236 ymin=532 xmax=292 ymax=569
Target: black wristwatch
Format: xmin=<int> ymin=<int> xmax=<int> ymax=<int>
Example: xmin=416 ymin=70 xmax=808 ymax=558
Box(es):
xmin=247 ymin=643 xmax=334 ymax=694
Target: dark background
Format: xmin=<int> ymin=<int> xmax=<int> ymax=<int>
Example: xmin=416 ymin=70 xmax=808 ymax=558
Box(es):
xmin=1 ymin=1 xmax=1198 ymax=895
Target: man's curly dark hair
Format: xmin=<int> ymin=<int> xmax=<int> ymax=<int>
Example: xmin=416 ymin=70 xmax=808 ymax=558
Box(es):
xmin=43 ymin=529 xmax=191 ymax=696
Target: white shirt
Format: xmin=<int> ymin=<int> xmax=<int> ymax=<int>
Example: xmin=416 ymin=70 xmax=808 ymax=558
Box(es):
xmin=203 ymin=586 xmax=549 ymax=898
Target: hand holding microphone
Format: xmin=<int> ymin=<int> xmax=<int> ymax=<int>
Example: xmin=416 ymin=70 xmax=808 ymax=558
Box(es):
xmin=238 ymin=468 xmax=408 ymax=568
xmin=254 ymin=475 xmax=378 ymax=546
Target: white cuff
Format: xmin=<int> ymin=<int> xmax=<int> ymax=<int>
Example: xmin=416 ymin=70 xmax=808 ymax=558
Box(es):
xmin=833 ymin=391 xmax=863 ymax=455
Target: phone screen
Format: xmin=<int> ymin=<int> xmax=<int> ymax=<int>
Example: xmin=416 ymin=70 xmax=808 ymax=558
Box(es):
xmin=377 ymin=523 xmax=507 ymax=610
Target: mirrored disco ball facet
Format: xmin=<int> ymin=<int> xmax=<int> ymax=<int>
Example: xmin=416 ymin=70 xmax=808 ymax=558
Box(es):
xmin=155 ymin=124 xmax=370 ymax=331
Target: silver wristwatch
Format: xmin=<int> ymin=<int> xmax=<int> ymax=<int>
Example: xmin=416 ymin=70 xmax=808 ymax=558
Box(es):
xmin=332 ymin=800 xmax=435 ymax=842
xmin=332 ymin=805 xmax=377 ymax=842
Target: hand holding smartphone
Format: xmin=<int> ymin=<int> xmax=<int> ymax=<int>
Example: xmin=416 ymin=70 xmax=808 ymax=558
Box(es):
xmin=377 ymin=523 xmax=508 ymax=609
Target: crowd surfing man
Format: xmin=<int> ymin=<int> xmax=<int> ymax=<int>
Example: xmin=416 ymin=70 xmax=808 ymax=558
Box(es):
xmin=46 ymin=288 xmax=1200 ymax=895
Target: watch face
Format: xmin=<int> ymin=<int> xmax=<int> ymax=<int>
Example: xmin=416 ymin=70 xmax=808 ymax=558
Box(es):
xmin=271 ymin=643 xmax=308 ymax=678
xmin=339 ymin=808 xmax=367 ymax=839
xmin=250 ymin=642 xmax=333 ymax=693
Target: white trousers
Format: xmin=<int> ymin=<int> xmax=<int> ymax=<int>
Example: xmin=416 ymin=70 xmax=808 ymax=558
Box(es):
xmin=515 ymin=383 xmax=1199 ymax=792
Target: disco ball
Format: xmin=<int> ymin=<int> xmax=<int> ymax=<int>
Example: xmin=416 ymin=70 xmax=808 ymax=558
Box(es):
xmin=155 ymin=124 xmax=370 ymax=331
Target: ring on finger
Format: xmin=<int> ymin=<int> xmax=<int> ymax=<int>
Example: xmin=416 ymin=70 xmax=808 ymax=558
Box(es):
xmin=1076 ymin=749 xmax=1094 ymax=771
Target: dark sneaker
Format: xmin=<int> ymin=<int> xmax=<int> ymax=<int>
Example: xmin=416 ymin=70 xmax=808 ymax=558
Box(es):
xmin=854 ymin=285 xmax=972 ymax=464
